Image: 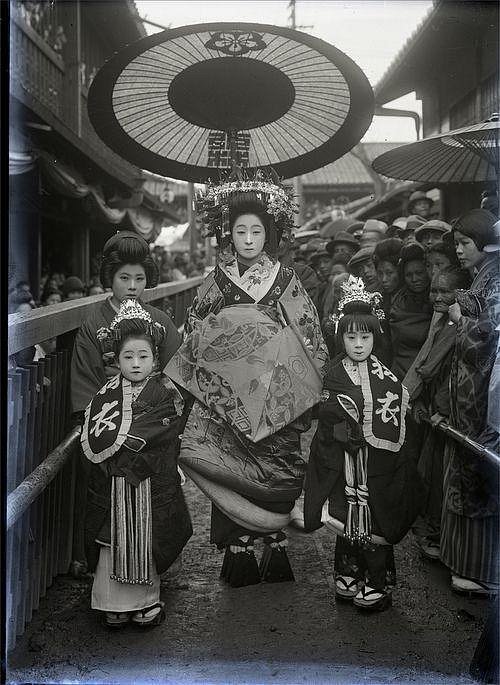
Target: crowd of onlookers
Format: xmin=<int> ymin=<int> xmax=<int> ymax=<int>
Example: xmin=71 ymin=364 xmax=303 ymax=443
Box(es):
xmin=8 ymin=249 xmax=210 ymax=316
xmin=150 ymin=248 xmax=207 ymax=282
xmin=290 ymin=189 xmax=500 ymax=597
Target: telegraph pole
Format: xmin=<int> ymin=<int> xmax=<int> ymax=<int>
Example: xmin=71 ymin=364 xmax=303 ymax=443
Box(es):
xmin=288 ymin=0 xmax=296 ymax=28
xmin=288 ymin=1 xmax=304 ymax=227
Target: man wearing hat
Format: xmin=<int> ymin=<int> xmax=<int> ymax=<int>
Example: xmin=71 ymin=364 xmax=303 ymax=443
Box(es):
xmin=386 ymin=216 xmax=408 ymax=239
xmin=407 ymin=191 xmax=433 ymax=219
xmin=347 ymin=246 xmax=380 ymax=292
xmin=415 ymin=219 xmax=452 ymax=251
xmin=360 ymin=219 xmax=388 ymax=249
xmin=346 ymin=220 xmax=364 ymax=242
xmin=398 ymin=215 xmax=426 ymax=246
xmin=325 ymin=231 xmax=359 ymax=260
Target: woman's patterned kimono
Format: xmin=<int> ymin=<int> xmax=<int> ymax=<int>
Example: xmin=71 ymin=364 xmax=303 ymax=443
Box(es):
xmin=441 ymin=253 xmax=500 ymax=584
xmin=166 ymin=253 xmax=328 ymax=545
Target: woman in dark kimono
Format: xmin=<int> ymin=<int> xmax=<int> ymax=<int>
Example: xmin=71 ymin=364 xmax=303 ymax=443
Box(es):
xmin=71 ymin=231 xmax=181 ymax=416
xmin=166 ymin=170 xmax=328 ymax=587
xmin=389 ymin=242 xmax=433 ymax=380
xmin=81 ymin=300 xmax=192 ymax=627
xmin=403 ymin=267 xmax=471 ymax=560
xmin=441 ymin=209 xmax=499 ymax=595
xmin=70 ymin=231 xmax=181 ymax=575
xmin=304 ymin=276 xmax=422 ymax=612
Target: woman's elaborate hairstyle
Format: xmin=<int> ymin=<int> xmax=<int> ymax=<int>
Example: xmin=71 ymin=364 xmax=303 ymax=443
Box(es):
xmin=328 ymin=276 xmax=384 ymax=340
xmin=337 ymin=300 xmax=381 ymax=338
xmin=373 ymin=238 xmax=403 ymax=267
xmin=196 ymin=167 xmax=296 ymax=258
xmin=97 ymin=299 xmax=166 ymax=359
xmin=100 ymin=231 xmax=159 ymax=289
xmin=112 ymin=318 xmax=165 ymax=356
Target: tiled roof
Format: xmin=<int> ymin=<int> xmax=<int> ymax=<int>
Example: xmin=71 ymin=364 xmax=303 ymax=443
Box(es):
xmin=301 ymin=143 xmax=406 ymax=188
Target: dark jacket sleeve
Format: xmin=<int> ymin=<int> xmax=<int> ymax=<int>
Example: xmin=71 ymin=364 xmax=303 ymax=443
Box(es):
xmin=71 ymin=320 xmax=108 ymax=414
xmin=146 ymin=304 xmax=182 ymax=367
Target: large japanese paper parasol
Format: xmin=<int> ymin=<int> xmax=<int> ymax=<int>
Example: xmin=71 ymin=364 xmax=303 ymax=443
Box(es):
xmin=372 ymin=120 xmax=499 ymax=184
xmin=87 ymin=22 xmax=374 ymax=182
xmin=165 ymin=305 xmax=323 ymax=442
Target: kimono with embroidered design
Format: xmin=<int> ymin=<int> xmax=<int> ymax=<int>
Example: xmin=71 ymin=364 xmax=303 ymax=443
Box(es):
xmin=165 ymin=253 xmax=328 ymax=539
xmin=445 ymin=253 xmax=500 ymax=519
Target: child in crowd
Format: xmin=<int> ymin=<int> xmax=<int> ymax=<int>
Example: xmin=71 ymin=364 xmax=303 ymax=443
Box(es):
xmin=304 ymin=277 xmax=422 ymax=612
xmin=81 ymin=299 xmax=192 ymax=628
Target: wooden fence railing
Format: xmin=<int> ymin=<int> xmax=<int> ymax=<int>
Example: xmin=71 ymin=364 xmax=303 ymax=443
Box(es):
xmin=6 ymin=278 xmax=202 ymax=650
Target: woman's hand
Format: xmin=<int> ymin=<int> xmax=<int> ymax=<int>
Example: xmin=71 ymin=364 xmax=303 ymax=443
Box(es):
xmin=448 ymin=302 xmax=462 ymax=324
xmin=430 ymin=412 xmax=446 ymax=427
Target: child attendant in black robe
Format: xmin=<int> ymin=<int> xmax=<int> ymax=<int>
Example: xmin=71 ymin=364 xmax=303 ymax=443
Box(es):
xmin=81 ymin=299 xmax=192 ymax=628
xmin=304 ymin=277 xmax=423 ymax=611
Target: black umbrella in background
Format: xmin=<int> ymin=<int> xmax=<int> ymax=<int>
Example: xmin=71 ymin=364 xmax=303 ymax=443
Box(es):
xmin=372 ymin=119 xmax=499 ymax=184
xmin=88 ymin=22 xmax=374 ymax=182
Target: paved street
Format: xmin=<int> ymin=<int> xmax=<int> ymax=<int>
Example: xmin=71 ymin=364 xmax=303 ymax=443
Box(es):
xmin=8 ymin=455 xmax=489 ymax=685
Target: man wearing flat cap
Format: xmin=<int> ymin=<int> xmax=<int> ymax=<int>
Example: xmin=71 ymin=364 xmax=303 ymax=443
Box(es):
xmin=348 ymin=245 xmax=380 ymax=292
xmin=360 ymin=219 xmax=388 ymax=249
xmin=346 ymin=220 xmax=364 ymax=242
xmin=407 ymin=190 xmax=433 ymax=219
xmin=398 ymin=215 xmax=426 ymax=246
xmin=415 ymin=219 xmax=452 ymax=251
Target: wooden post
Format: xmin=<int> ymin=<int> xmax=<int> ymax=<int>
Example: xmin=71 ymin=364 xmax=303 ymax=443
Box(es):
xmin=187 ymin=182 xmax=197 ymax=257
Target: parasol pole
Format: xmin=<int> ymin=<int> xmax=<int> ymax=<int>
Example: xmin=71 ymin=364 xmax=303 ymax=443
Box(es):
xmin=424 ymin=419 xmax=500 ymax=469
xmin=187 ymin=182 xmax=197 ymax=258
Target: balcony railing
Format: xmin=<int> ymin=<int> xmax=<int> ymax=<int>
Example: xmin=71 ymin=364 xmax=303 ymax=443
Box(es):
xmin=10 ymin=2 xmax=141 ymax=184
xmin=11 ymin=13 xmax=65 ymax=120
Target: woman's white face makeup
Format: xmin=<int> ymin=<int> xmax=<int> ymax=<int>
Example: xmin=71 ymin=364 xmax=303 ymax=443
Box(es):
xmin=231 ymin=214 xmax=266 ymax=265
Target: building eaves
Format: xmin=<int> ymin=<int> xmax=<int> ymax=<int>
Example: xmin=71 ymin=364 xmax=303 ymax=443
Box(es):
xmin=300 ymin=143 xmax=405 ymax=189
xmin=126 ymin=0 xmax=147 ymax=38
xmin=301 ymin=152 xmax=373 ymax=187
xmin=374 ymin=1 xmax=440 ymax=104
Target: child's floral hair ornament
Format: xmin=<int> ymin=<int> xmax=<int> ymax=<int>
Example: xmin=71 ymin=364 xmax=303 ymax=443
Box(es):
xmin=331 ymin=276 xmax=385 ymax=333
xmin=195 ymin=166 xmax=298 ymax=253
xmin=96 ymin=299 xmax=166 ymax=352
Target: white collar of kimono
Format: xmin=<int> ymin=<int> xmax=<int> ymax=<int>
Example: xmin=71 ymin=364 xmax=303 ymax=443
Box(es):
xmin=220 ymin=252 xmax=280 ymax=302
